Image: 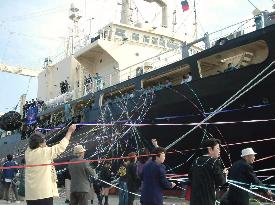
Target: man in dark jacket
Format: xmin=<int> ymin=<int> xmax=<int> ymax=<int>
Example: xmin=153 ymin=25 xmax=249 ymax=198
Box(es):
xmin=189 ymin=138 xmax=227 ymax=205
xmin=68 ymin=145 xmax=96 ymax=205
xmin=140 ymin=147 xmax=176 ymax=205
xmin=126 ymin=152 xmax=139 ymax=205
xmin=2 ymin=154 xmax=20 ymax=203
xmin=222 ymin=148 xmax=272 ymax=205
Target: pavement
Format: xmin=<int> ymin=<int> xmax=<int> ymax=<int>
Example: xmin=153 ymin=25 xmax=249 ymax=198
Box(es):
xmin=0 ymin=195 xmax=188 ymax=205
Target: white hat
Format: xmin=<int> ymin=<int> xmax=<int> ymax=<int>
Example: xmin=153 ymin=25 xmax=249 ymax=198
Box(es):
xmin=241 ymin=148 xmax=257 ymax=157
xmin=73 ymin=145 xmax=86 ymax=154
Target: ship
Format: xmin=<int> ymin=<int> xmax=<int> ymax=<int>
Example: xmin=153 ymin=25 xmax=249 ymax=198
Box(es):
xmin=1 ymin=0 xmax=275 ymax=187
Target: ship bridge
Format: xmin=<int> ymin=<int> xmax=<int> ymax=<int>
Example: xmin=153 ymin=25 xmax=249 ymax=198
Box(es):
xmin=74 ymin=22 xmax=185 ymax=88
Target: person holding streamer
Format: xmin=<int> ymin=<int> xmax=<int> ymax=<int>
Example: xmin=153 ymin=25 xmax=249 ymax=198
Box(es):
xmin=221 ymin=148 xmax=272 ymax=205
xmin=25 ymin=124 xmax=76 ymax=205
xmin=189 ymin=138 xmax=227 ymax=205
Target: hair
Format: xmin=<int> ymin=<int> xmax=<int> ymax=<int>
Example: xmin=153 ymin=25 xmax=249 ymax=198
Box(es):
xmin=29 ymin=132 xmax=45 ymax=149
xmin=7 ymin=154 xmax=13 ymax=161
xmin=74 ymin=152 xmax=83 ymax=158
xmin=152 ymin=147 xmax=166 ymax=161
xmin=128 ymin=152 xmax=137 ymax=163
xmin=104 ymin=161 xmax=111 ymax=167
xmin=201 ymin=138 xmax=221 ymax=155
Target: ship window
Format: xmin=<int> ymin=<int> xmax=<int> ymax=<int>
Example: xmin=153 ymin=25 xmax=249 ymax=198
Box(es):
xmin=152 ymin=37 xmax=158 ymax=45
xmin=102 ymin=84 xmax=135 ymax=105
xmin=142 ymin=64 xmax=191 ymax=88
xmin=197 ymin=40 xmax=269 ymax=78
xmin=159 ymin=38 xmax=166 ymax=47
xmin=167 ymin=40 xmax=178 ymax=49
xmin=115 ymin=28 xmax=126 ymax=37
xmin=143 ymin=35 xmax=150 ymax=43
xmin=132 ymin=33 xmax=139 ymax=41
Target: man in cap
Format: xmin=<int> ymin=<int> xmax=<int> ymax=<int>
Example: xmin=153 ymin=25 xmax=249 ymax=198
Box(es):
xmin=222 ymin=148 xmax=272 ymax=205
xmin=68 ymin=145 xmax=96 ymax=205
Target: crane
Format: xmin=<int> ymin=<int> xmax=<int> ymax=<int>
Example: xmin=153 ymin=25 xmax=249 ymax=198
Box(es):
xmin=0 ymin=63 xmax=42 ymax=115
xmin=0 ymin=63 xmax=42 ymax=77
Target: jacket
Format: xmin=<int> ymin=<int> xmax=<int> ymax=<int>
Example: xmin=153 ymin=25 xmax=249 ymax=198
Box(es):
xmin=25 ymin=138 xmax=69 ymax=200
xmin=140 ymin=160 xmax=172 ymax=205
xmin=68 ymin=157 xmax=96 ymax=193
xmin=3 ymin=160 xmax=18 ymax=180
xmin=227 ymin=159 xmax=264 ymax=205
xmin=189 ymin=156 xmax=226 ymax=205
xmin=126 ymin=162 xmax=140 ymax=191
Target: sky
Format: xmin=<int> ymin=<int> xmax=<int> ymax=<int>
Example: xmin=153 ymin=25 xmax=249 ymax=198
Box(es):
xmin=0 ymin=0 xmax=274 ymax=114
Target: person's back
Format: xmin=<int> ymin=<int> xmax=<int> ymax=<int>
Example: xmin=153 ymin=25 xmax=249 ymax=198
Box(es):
xmin=126 ymin=161 xmax=139 ymax=192
xmin=68 ymin=145 xmax=96 ymax=205
xmin=68 ymin=157 xmax=95 ymax=193
xmin=2 ymin=155 xmax=20 ymax=203
xmin=3 ymin=160 xmax=18 ymax=181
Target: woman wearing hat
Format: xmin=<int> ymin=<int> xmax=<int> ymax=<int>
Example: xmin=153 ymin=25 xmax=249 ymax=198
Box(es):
xmin=221 ymin=148 xmax=272 ymax=205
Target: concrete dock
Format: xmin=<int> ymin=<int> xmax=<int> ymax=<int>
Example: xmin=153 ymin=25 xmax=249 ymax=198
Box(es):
xmin=0 ymin=195 xmax=187 ymax=205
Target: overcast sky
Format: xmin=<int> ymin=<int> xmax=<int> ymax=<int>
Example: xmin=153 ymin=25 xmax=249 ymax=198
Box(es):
xmin=0 ymin=0 xmax=274 ymax=113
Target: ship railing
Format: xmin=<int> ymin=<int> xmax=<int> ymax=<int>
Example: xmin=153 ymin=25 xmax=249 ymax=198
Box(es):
xmin=118 ymin=47 xmax=182 ymax=83
xmin=79 ymin=47 xmax=183 ymax=92
xmin=43 ymin=91 xmax=73 ymax=110
xmin=96 ymin=17 xmax=262 ymax=89
xmin=206 ymin=16 xmax=256 ymax=48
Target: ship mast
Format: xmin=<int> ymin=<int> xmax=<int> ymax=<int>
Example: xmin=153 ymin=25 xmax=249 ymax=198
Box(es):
xmin=67 ymin=3 xmax=82 ymax=55
xmin=193 ymin=0 xmax=198 ymax=39
xmin=172 ymin=9 xmax=177 ymax=32
xmin=120 ymin=0 xmax=133 ymax=25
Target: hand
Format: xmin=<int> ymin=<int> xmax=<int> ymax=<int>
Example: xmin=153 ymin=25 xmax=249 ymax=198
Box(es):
xmin=151 ymin=139 xmax=158 ymax=147
xmin=68 ymin=124 xmax=77 ymax=133
xmin=223 ymin=168 xmax=229 ymax=176
xmin=171 ymin=182 xmax=176 ymax=188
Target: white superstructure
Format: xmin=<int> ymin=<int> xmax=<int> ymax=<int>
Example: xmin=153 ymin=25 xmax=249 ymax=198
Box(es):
xmin=37 ymin=0 xmax=199 ymax=104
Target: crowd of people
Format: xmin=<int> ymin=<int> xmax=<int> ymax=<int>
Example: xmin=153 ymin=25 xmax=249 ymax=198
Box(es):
xmin=61 ymin=80 xmax=70 ymax=94
xmin=1 ymin=124 xmax=273 ymax=205
xmin=84 ymin=73 xmax=104 ymax=94
xmin=22 ymin=99 xmax=45 ymax=119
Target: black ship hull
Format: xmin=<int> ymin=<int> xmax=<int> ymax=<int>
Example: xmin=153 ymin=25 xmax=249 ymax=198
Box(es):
xmin=81 ymin=25 xmax=275 ymax=181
